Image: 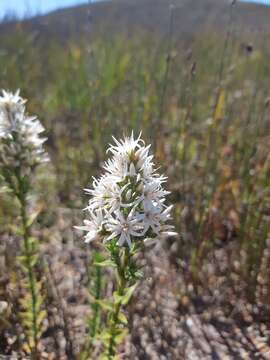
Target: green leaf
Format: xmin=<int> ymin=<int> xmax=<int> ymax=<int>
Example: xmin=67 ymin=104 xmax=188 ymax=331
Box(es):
xmin=94 ymin=259 xmax=116 ymax=268
xmin=95 ymin=299 xmax=114 ymax=312
xmin=35 ymin=292 xmax=44 ymax=310
xmin=114 ymin=328 xmax=128 ymax=345
xmin=113 ymin=283 xmax=138 ymax=306
xmin=29 ymin=254 xmax=39 ymax=267
xmin=27 ymin=209 xmax=42 ymax=227
xmin=99 ymin=330 xmax=111 ymax=341
xmin=98 ymin=354 xmax=112 ymax=360
xmin=93 ymin=252 xmax=105 ymax=263
xmin=28 ymin=237 xmax=38 ymax=249
xmin=113 ymin=291 xmax=123 ymax=305
xmin=37 ymin=310 xmax=46 ymax=327
xmin=98 ymin=330 xmax=112 ymax=347
xmin=0 ymin=185 xmax=12 ymax=194
xmin=118 ymin=312 xmax=128 ymax=325
xmin=9 ymin=225 xmax=23 ymax=236
xmin=121 ymin=283 xmax=137 ymax=305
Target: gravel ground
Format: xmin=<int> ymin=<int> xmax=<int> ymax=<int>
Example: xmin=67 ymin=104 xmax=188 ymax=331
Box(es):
xmin=1 ymin=209 xmax=270 ymax=359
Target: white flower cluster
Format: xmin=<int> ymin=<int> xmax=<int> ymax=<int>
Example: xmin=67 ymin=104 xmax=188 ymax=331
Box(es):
xmin=77 ymin=133 xmax=175 ymax=248
xmin=0 ymin=90 xmax=48 ymax=172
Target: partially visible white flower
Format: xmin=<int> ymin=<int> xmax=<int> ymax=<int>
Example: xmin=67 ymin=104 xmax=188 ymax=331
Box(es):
xmin=0 ymin=90 xmax=26 ymax=138
xmin=103 ymin=182 xmax=136 ymax=213
xmin=104 ymin=156 xmax=129 ymax=181
xmin=140 ymin=179 xmax=170 ymax=209
xmin=159 ymin=228 xmax=178 ymax=239
xmin=107 ymin=132 xmax=144 ymax=158
xmin=86 ymin=177 xmax=135 ymax=212
xmin=104 ymin=132 xmax=154 ymax=181
xmin=75 ymin=209 xmax=104 ymax=243
xmin=138 ymin=203 xmax=173 ymax=235
xmin=0 ymin=89 xmax=48 ymax=172
xmin=85 ymin=176 xmax=111 ymax=210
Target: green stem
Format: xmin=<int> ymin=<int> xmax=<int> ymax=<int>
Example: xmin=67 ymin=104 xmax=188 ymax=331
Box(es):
xmin=17 ymin=175 xmax=39 ymax=359
xmin=83 ymin=259 xmax=102 ymax=360
xmin=91 ymin=265 xmax=102 ymax=338
xmin=107 ymin=248 xmax=129 ymax=359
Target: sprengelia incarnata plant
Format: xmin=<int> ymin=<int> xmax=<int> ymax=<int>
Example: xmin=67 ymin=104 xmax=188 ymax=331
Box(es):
xmin=76 ymin=133 xmax=175 ymax=359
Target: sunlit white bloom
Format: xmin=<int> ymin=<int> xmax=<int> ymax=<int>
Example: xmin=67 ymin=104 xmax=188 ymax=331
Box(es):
xmin=0 ymin=90 xmax=48 ymax=172
xmin=106 ymin=210 xmax=144 ymax=248
xmin=85 ymin=176 xmax=111 ymax=209
xmin=104 ymin=132 xmax=154 ymax=181
xmin=103 ymin=182 xmax=136 ymax=212
xmin=140 ymin=180 xmax=170 ymax=208
xmin=0 ymin=90 xmax=26 ymax=137
xmin=77 ymin=133 xmax=175 ymax=248
xmin=86 ymin=177 xmax=135 ymax=212
xmin=104 ymin=157 xmax=142 ymax=181
xmin=75 ymin=209 xmax=104 ymax=243
xmin=138 ymin=203 xmax=173 ymax=235
xmin=142 ymin=157 xmax=155 ymax=179
xmin=107 ymin=132 xmax=144 ymax=157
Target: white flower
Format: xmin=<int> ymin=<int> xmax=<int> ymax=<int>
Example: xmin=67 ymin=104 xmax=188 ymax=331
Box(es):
xmin=106 ymin=210 xmax=144 ymax=248
xmin=75 ymin=209 xmax=104 ymax=243
xmin=104 ymin=132 xmax=155 ymax=181
xmin=0 ymin=90 xmax=26 ymax=138
xmin=0 ymin=89 xmax=48 ymax=171
xmin=104 ymin=156 xmax=129 ymax=180
xmin=139 ymin=203 xmax=173 ymax=235
xmin=103 ymin=182 xmax=136 ymax=212
xmin=85 ymin=176 xmax=111 ymax=209
xmin=86 ymin=176 xmax=135 ymax=212
xmin=107 ymin=131 xmax=144 ymax=158
xmin=78 ymin=133 xmax=175 ymax=248
xmin=140 ymin=179 xmax=170 ymax=208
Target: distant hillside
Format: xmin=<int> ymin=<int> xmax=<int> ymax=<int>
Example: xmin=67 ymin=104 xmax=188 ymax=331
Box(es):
xmin=1 ymin=0 xmax=270 ymax=42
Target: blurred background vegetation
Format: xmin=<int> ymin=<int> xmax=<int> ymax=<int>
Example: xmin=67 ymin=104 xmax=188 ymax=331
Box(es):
xmin=1 ymin=0 xmax=270 ymax=358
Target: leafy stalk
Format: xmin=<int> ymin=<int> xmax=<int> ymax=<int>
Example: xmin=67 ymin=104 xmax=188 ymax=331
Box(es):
xmin=97 ymin=244 xmax=139 ymax=360
xmin=107 ymin=248 xmax=129 ymax=359
xmin=81 ymin=252 xmax=104 ymax=360
xmin=0 ymin=90 xmax=48 ymax=356
xmin=15 ymin=171 xmax=45 ymax=358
